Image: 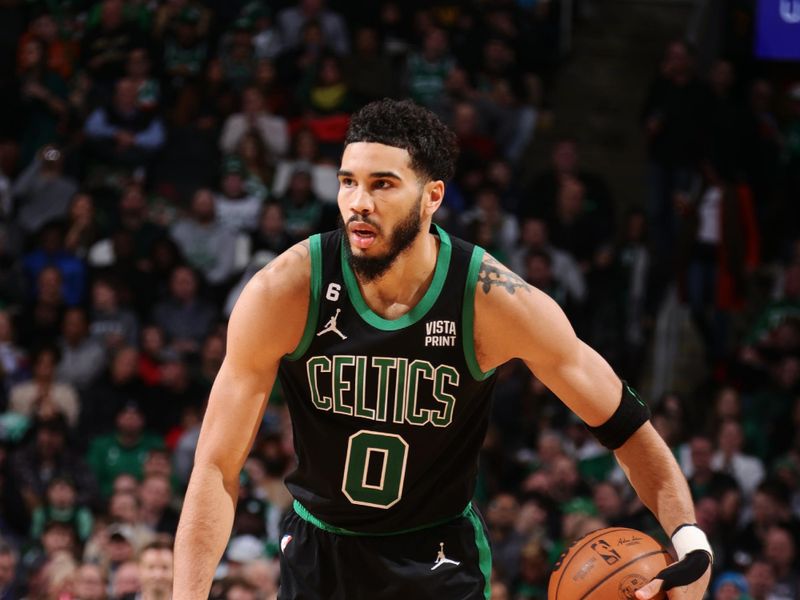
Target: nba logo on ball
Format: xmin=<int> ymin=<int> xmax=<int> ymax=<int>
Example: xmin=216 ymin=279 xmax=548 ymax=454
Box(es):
xmin=548 ymin=528 xmax=672 ymax=600
xmin=280 ymin=535 xmax=293 ymax=553
xmin=591 ymin=540 xmax=621 ymax=565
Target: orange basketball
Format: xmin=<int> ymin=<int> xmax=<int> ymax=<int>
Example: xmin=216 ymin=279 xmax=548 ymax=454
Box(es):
xmin=548 ymin=527 xmax=674 ymax=600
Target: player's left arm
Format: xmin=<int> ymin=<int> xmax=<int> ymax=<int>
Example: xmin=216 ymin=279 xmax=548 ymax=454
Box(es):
xmin=473 ymin=253 xmax=711 ymax=600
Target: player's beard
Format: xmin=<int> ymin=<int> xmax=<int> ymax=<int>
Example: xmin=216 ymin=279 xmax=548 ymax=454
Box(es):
xmin=340 ymin=194 xmax=423 ymax=282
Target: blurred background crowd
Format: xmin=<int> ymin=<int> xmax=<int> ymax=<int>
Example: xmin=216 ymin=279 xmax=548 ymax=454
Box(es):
xmin=0 ymin=0 xmax=797 ymax=598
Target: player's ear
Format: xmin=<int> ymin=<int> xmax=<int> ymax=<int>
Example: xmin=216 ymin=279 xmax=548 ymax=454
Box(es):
xmin=423 ymin=180 xmax=445 ymax=216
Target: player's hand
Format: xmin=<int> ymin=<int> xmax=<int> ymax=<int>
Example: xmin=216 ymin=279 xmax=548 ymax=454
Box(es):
xmin=635 ymin=551 xmax=711 ymax=599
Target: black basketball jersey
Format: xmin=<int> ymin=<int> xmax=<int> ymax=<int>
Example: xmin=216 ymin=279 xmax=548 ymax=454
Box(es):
xmin=277 ymin=225 xmax=497 ymax=534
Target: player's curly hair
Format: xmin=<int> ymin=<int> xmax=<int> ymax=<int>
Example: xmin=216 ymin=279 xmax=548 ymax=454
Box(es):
xmin=345 ymin=99 xmax=459 ymax=183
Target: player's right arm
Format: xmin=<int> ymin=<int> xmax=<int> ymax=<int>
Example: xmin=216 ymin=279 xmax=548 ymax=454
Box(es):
xmin=173 ymin=242 xmax=311 ymax=599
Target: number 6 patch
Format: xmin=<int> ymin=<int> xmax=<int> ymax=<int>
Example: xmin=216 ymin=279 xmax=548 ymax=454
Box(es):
xmin=326 ymin=283 xmax=341 ymax=301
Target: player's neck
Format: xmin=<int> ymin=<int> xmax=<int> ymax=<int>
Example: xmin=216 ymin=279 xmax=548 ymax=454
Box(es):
xmin=355 ymin=231 xmax=440 ymax=319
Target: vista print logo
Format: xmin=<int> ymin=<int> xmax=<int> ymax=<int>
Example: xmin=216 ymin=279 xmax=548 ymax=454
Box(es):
xmin=780 ymin=0 xmax=800 ymax=23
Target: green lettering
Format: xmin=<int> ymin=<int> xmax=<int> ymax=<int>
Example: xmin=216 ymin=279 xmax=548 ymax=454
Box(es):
xmin=332 ymin=355 xmax=355 ymax=415
xmin=353 ymin=356 xmax=374 ymax=419
xmin=306 ymin=356 xmax=332 ymax=410
xmin=431 ymin=365 xmax=459 ymax=427
xmin=392 ymin=358 xmax=408 ymax=424
xmin=406 ymin=360 xmax=433 ymax=426
xmin=371 ymin=357 xmax=395 ymax=422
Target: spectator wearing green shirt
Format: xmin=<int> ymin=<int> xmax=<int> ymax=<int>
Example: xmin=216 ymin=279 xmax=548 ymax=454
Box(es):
xmin=406 ymin=28 xmax=455 ymax=108
xmin=30 ymin=476 xmax=93 ymax=542
xmin=87 ymin=401 xmax=163 ymax=497
xmin=162 ymin=7 xmax=209 ymax=93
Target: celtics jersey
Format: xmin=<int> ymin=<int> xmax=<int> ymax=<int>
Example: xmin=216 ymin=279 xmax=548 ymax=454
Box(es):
xmin=277 ymin=225 xmax=497 ymax=534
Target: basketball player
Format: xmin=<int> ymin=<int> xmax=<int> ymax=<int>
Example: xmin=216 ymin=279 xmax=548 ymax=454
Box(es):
xmin=174 ymin=100 xmax=711 ymax=599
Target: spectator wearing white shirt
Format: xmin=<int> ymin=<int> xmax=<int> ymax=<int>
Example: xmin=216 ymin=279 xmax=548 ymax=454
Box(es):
xmin=171 ymin=189 xmax=239 ymax=286
xmin=712 ymin=419 xmax=766 ymax=499
xmin=213 ymin=157 xmax=263 ymax=233
xmin=219 ymin=86 xmax=288 ymax=158
xmin=9 ymin=345 xmax=79 ymax=427
xmin=272 ymin=128 xmax=339 ymax=204
xmin=246 ymin=5 xmax=281 ymax=60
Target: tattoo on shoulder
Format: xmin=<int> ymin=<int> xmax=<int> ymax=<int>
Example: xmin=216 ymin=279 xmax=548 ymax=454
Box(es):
xmin=478 ymin=254 xmax=530 ymax=295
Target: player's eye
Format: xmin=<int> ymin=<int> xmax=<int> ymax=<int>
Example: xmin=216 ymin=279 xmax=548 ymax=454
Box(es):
xmin=340 ymin=177 xmax=355 ymax=187
xmin=373 ymin=180 xmax=391 ymax=190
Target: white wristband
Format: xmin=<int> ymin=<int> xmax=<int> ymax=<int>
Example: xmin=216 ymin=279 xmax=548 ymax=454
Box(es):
xmin=672 ymin=524 xmax=713 ymax=563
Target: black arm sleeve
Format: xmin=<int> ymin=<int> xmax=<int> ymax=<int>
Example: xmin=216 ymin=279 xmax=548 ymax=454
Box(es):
xmin=585 ymin=381 xmax=651 ymax=450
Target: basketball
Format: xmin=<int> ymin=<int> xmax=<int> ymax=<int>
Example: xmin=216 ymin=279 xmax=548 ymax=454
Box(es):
xmin=548 ymin=527 xmax=673 ymax=600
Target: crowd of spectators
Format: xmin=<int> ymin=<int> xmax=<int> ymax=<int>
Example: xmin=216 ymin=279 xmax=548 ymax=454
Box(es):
xmin=0 ymin=0 xmax=797 ymax=598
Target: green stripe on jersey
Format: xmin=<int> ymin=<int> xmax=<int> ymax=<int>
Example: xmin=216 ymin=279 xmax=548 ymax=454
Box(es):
xmin=340 ymin=225 xmax=452 ymax=331
xmin=462 ymin=247 xmax=496 ymax=381
xmin=285 ymin=234 xmax=322 ymax=360
xmin=292 ymin=499 xmax=469 ymax=536
xmin=466 ymin=504 xmax=493 ymax=600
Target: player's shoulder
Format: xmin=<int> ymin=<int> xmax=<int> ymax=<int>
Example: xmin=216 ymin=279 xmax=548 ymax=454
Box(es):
xmin=231 ymin=239 xmax=312 ymax=325
xmin=248 ymin=239 xmax=312 ymax=298
xmin=473 ymin=251 xmax=565 ymax=354
xmin=228 ymin=239 xmax=313 ymax=359
xmin=469 ymin=251 xmax=537 ymax=369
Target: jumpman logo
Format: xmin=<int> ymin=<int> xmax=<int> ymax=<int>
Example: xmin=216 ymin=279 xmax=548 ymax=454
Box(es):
xmin=431 ymin=542 xmax=461 ymax=570
xmin=317 ymin=308 xmax=347 ymax=340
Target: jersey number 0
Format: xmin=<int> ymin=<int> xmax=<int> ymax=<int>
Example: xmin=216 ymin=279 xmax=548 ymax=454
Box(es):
xmin=342 ymin=430 xmax=409 ymax=509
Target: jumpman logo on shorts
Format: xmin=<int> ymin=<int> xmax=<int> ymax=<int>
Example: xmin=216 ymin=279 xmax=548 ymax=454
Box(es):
xmin=431 ymin=542 xmax=461 ymax=570
xmin=317 ymin=308 xmax=347 ymax=340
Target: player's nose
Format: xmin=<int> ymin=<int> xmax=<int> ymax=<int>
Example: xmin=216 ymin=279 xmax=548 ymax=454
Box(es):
xmin=348 ymin=186 xmax=374 ymax=215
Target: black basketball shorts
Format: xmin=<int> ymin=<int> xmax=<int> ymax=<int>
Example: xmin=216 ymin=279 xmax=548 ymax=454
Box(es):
xmin=277 ymin=501 xmax=492 ymax=600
